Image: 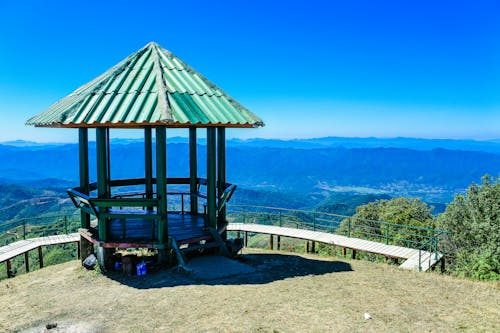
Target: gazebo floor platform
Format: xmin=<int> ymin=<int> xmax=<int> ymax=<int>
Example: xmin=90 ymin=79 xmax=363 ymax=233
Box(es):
xmin=81 ymin=213 xmax=211 ymax=249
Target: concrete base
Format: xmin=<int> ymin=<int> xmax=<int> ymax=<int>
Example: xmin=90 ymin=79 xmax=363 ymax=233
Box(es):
xmin=187 ymin=255 xmax=255 ymax=280
xmin=96 ymin=246 xmax=115 ymax=270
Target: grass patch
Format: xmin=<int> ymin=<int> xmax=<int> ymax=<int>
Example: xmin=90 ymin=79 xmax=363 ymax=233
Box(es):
xmin=0 ymin=248 xmax=498 ymax=332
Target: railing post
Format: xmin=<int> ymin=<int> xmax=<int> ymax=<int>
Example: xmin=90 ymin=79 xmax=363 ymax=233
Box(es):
xmin=385 ymin=224 xmax=389 ymax=245
xmin=434 ymin=235 xmax=438 ymax=260
xmin=418 ymin=248 xmax=422 ymax=272
xmin=181 ymin=194 xmax=185 ymax=214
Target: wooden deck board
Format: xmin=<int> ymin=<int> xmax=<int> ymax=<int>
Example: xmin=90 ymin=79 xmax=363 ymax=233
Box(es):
xmin=0 ymin=233 xmax=80 ymax=263
xmin=227 ymin=223 xmax=441 ymax=271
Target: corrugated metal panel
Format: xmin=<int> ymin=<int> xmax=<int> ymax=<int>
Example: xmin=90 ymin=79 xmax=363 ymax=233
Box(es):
xmin=26 ymin=42 xmax=263 ymax=128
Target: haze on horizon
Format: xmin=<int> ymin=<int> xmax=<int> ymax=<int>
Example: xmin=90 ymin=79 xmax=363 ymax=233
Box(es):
xmin=0 ymin=1 xmax=498 ymax=143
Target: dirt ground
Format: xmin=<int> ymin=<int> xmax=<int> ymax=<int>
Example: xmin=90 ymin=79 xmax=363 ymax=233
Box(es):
xmin=0 ymin=248 xmax=499 ymax=333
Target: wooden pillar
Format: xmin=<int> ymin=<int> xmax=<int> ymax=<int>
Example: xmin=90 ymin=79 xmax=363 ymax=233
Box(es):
xmin=306 ymin=241 xmax=310 ymax=253
xmin=106 ymin=127 xmax=111 ymax=195
xmin=96 ymin=127 xmax=114 ymax=269
xmin=277 ymin=235 xmax=281 ymax=250
xmin=440 ymin=257 xmax=446 ymax=273
xmin=24 ymin=252 xmax=29 ymax=273
xmin=244 ymin=231 xmax=248 ymax=247
xmin=189 ymin=127 xmax=198 ymax=214
xmin=217 ymin=127 xmax=226 ymax=232
xmin=96 ymin=127 xmax=109 ymax=242
xmin=38 ymin=246 xmax=43 ymax=268
xmin=342 ymin=247 xmax=347 ymax=257
xmin=207 ymin=127 xmax=217 ymax=229
xmin=311 ymin=241 xmax=316 ymax=253
xmin=269 ymin=235 xmax=274 ymax=250
xmin=144 ymin=127 xmax=153 ymax=209
xmin=156 ymin=126 xmax=168 ymax=245
xmin=78 ymin=128 xmax=90 ymax=229
xmin=351 ymin=249 xmax=356 ymax=259
xmin=6 ymin=260 xmax=13 ymax=278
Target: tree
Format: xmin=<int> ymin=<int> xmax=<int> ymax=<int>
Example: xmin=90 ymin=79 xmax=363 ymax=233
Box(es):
xmin=438 ymin=175 xmax=500 ymax=280
xmin=339 ymin=197 xmax=436 ymax=247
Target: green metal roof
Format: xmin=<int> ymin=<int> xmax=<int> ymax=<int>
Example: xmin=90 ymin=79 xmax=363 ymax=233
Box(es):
xmin=26 ymin=42 xmax=264 ymax=128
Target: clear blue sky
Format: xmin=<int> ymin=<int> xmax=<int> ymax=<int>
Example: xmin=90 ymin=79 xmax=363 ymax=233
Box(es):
xmin=0 ymin=0 xmax=498 ymax=142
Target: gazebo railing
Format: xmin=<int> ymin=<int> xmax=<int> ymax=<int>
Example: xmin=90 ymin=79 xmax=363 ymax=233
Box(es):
xmin=67 ymin=177 xmax=237 ymax=242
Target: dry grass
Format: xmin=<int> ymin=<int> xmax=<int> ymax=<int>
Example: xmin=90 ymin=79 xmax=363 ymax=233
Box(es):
xmin=0 ymin=248 xmax=499 ymax=333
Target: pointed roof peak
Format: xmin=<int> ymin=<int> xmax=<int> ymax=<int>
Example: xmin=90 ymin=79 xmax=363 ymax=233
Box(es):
xmin=27 ymin=42 xmax=263 ymax=129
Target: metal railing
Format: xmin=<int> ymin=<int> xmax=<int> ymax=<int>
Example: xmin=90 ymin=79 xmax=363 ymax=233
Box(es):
xmin=0 ymin=211 xmax=80 ymax=246
xmin=227 ymin=204 xmax=448 ymax=268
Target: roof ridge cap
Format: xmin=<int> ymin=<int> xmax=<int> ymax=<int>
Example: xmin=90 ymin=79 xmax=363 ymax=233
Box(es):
xmin=152 ymin=44 xmax=174 ymax=122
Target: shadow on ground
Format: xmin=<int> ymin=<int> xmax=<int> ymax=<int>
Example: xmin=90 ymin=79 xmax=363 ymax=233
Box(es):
xmin=104 ymin=252 xmax=353 ymax=289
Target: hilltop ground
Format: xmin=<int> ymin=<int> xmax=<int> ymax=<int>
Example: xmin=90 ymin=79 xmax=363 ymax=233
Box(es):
xmin=0 ymin=248 xmax=498 ymax=333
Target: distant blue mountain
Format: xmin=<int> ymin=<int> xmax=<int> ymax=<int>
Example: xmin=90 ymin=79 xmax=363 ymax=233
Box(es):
xmin=0 ymin=138 xmax=499 ymax=203
xmin=4 ymin=137 xmax=500 ymax=153
xmin=226 ymin=137 xmax=500 ymax=153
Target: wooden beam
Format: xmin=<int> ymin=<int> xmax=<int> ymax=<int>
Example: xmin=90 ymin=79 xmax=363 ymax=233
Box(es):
xmin=96 ymin=127 xmax=109 ymax=242
xmin=217 ymin=127 xmax=226 ymax=230
xmin=78 ymin=128 xmax=90 ymax=228
xmin=156 ymin=126 xmax=168 ymax=244
xmin=144 ymin=127 xmax=153 ymax=209
xmin=106 ymin=127 xmax=111 ymax=195
xmin=207 ymin=127 xmax=217 ymax=229
xmin=24 ymin=251 xmax=29 ymax=273
xmin=189 ymin=127 xmax=198 ymax=214
xmin=38 ymin=246 xmax=43 ymax=268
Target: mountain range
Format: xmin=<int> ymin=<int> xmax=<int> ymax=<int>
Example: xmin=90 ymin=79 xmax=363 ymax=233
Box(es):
xmin=0 ymin=137 xmax=499 ymax=203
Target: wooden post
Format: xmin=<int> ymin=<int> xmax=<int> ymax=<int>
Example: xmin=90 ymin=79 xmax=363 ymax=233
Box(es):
xmin=342 ymin=247 xmax=347 ymax=257
xmin=144 ymin=127 xmax=153 ymax=210
xmin=306 ymin=241 xmax=310 ymax=253
xmin=440 ymin=257 xmax=446 ymax=273
xmin=106 ymin=127 xmax=111 ymax=196
xmin=96 ymin=127 xmax=109 ymax=242
xmin=38 ymin=246 xmax=43 ymax=268
xmin=237 ymin=231 xmax=241 ymax=239
xmin=189 ymin=127 xmax=198 ymax=214
xmin=311 ymin=241 xmax=316 ymax=253
xmin=244 ymin=231 xmax=248 ymax=247
xmin=269 ymin=235 xmax=274 ymax=250
xmin=156 ymin=126 xmax=168 ymax=246
xmin=78 ymin=128 xmax=90 ymax=229
xmin=277 ymin=235 xmax=281 ymax=250
xmin=24 ymin=252 xmax=29 ymax=273
xmin=207 ymin=127 xmax=217 ymax=229
xmin=6 ymin=259 xmax=13 ymax=278
xmin=217 ymin=127 xmax=226 ymax=235
xmin=351 ymin=249 xmax=356 ymax=259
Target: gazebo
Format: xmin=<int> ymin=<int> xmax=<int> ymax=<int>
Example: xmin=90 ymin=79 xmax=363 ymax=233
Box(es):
xmin=26 ymin=42 xmax=263 ymax=268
